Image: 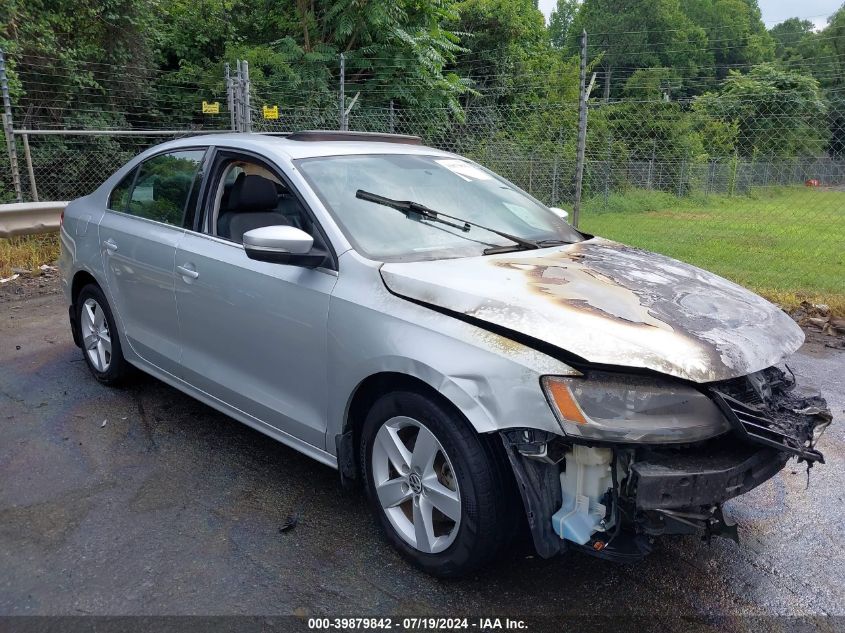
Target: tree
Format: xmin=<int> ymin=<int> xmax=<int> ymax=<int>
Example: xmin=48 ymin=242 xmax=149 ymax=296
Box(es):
xmin=571 ymin=0 xmax=710 ymax=100
xmin=694 ymin=63 xmax=829 ymax=157
xmin=154 ymin=0 xmax=469 ymax=114
xmin=828 ymin=5 xmax=845 ymax=84
xmin=770 ymin=17 xmax=816 ymax=58
xmin=773 ymin=7 xmax=845 ymax=88
xmin=449 ymin=0 xmax=551 ymax=104
xmin=548 ymin=0 xmax=579 ymax=49
xmin=587 ymin=99 xmax=736 ymax=195
xmin=622 ymin=68 xmax=683 ymax=100
xmin=0 ymin=0 xmax=158 ymax=125
xmin=767 ymin=7 xmax=845 ymax=157
xmin=682 ymin=0 xmax=775 ymax=80
xmin=822 ymin=5 xmax=845 ymax=156
xmin=0 ymin=0 xmax=161 ymax=202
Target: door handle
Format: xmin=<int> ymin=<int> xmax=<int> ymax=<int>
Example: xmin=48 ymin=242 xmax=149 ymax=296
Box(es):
xmin=103 ymin=238 xmax=118 ymax=252
xmin=177 ymin=264 xmax=199 ymax=280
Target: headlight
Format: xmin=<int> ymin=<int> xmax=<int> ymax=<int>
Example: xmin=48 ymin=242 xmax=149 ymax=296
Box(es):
xmin=541 ymin=372 xmax=730 ymax=444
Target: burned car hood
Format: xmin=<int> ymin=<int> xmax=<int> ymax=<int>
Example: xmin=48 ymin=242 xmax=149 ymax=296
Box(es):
xmin=379 ymin=238 xmax=804 ymax=383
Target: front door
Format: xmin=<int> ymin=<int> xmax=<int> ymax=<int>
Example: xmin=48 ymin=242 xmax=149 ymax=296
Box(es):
xmin=174 ymin=152 xmax=337 ymax=447
xmin=98 ymin=148 xmax=205 ymax=375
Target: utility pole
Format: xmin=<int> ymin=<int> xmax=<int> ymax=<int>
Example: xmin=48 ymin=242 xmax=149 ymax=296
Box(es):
xmin=572 ymin=30 xmax=588 ymax=228
xmin=0 ymin=50 xmax=23 ymax=202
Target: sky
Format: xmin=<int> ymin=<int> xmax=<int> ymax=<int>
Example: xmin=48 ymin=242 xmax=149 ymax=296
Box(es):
xmin=536 ymin=0 xmax=842 ymax=30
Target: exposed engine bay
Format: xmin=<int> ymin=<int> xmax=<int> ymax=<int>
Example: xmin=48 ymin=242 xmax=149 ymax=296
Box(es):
xmin=502 ymin=366 xmax=832 ymax=561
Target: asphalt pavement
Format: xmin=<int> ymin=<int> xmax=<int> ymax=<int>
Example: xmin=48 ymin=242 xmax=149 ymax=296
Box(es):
xmin=1 ymin=275 xmax=843 ymax=629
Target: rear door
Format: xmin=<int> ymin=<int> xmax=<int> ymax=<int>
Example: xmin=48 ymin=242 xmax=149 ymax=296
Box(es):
xmin=99 ymin=148 xmax=206 ymax=375
xmin=174 ymin=149 xmax=337 ymax=448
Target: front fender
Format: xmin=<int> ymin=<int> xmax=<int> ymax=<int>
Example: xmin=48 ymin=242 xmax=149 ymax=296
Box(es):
xmin=338 ymin=354 xmax=505 ymax=437
xmin=325 ymin=252 xmax=577 ymax=454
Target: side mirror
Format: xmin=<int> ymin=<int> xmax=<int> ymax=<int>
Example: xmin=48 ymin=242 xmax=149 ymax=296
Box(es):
xmin=242 ymin=225 xmax=326 ymax=268
xmin=549 ymin=207 xmax=569 ymax=221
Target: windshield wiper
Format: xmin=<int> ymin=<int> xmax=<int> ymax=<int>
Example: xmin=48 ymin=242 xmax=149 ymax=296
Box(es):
xmin=536 ymin=239 xmax=576 ymax=247
xmin=355 ymin=190 xmax=540 ymax=254
xmin=480 ymin=239 xmax=578 ymax=255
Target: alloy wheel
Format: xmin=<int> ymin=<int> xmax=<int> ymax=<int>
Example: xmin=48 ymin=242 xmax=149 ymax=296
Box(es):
xmin=371 ymin=416 xmax=462 ymax=554
xmin=80 ymin=297 xmax=112 ymax=372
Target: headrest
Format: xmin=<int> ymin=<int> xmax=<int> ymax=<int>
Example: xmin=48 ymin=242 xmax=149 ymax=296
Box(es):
xmin=225 ymin=172 xmax=245 ymax=209
xmin=229 ymin=174 xmax=278 ymax=212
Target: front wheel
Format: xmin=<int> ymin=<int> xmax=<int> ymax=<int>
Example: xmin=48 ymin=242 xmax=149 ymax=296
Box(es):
xmin=361 ymin=390 xmax=517 ymax=577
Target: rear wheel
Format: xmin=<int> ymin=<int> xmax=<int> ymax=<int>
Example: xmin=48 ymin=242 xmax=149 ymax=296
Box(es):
xmin=76 ymin=284 xmax=130 ymax=385
xmin=361 ymin=390 xmax=517 ymax=577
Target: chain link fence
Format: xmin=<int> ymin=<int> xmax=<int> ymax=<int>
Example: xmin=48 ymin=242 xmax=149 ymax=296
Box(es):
xmin=2 ymin=47 xmax=843 ymax=307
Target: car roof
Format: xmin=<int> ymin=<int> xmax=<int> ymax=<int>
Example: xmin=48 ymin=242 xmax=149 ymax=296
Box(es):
xmin=159 ymin=132 xmax=455 ymax=161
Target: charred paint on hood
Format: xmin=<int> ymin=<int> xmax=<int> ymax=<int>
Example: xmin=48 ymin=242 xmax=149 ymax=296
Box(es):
xmin=380 ymin=238 xmax=804 ymax=383
xmin=496 ymin=249 xmax=670 ymax=330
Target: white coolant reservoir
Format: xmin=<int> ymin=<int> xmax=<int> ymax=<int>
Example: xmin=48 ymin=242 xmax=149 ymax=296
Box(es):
xmin=551 ymin=445 xmax=613 ymax=545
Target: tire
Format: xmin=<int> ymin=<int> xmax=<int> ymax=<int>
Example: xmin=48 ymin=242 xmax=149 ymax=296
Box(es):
xmin=75 ymin=283 xmax=131 ymax=386
xmin=360 ymin=389 xmax=518 ymax=577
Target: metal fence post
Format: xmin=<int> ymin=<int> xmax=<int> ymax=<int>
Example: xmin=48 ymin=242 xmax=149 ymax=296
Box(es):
xmin=21 ymin=133 xmax=37 ymax=201
xmin=0 ymin=49 xmax=23 ymax=202
xmin=242 ymin=60 xmax=251 ymax=133
xmin=572 ymin=30 xmax=588 ymax=228
xmin=389 ymin=99 xmax=395 ymax=134
xmin=603 ymin=133 xmax=612 ymax=209
xmin=225 ymin=63 xmax=236 ymax=132
xmin=233 ymin=60 xmax=242 ymax=132
xmin=729 ymin=150 xmax=738 ymax=196
xmin=646 ymin=138 xmax=656 ymax=190
xmin=339 ymin=53 xmax=346 ymax=131
xmin=528 ymin=153 xmax=534 ymax=194
xmin=747 ymin=154 xmax=755 ymax=191
xmin=705 ymin=160 xmax=711 ymax=195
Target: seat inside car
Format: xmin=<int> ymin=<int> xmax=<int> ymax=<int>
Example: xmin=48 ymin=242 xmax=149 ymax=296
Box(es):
xmin=217 ymin=174 xmax=290 ymax=243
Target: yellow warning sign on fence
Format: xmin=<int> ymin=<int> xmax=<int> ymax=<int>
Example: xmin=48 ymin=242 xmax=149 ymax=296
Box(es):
xmin=262 ymin=105 xmax=279 ymax=120
xmin=202 ymin=101 xmax=220 ymax=114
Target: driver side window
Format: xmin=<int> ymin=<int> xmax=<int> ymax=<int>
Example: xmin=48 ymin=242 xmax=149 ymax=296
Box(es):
xmin=208 ymin=157 xmax=311 ymax=245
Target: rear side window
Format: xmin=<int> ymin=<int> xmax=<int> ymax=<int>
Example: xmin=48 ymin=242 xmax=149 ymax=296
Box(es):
xmin=108 ymin=168 xmax=136 ymax=212
xmin=125 ymin=150 xmax=205 ymax=226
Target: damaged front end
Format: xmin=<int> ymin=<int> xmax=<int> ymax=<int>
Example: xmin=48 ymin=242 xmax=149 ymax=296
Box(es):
xmin=502 ymin=366 xmax=832 ymax=562
xmin=709 ymin=366 xmax=830 ymax=464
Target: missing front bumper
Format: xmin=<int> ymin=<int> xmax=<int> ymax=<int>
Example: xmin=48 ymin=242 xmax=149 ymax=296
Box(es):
xmin=629 ymin=441 xmax=786 ymax=510
xmin=709 ymin=366 xmax=831 ymax=464
xmin=501 ymin=367 xmax=831 ymax=561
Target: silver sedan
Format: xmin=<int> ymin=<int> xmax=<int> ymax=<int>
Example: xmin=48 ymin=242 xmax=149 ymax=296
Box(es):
xmin=59 ymin=131 xmax=830 ymax=576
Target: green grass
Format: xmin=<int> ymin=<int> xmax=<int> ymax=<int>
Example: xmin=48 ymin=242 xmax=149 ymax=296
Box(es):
xmin=1 ymin=187 xmax=842 ymax=314
xmin=579 ymin=186 xmax=845 ymax=314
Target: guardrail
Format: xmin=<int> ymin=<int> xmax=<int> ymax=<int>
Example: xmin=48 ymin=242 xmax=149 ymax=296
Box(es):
xmin=0 ymin=201 xmax=68 ymax=238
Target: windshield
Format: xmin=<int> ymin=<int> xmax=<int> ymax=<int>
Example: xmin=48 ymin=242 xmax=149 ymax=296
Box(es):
xmin=296 ymin=154 xmax=583 ymax=261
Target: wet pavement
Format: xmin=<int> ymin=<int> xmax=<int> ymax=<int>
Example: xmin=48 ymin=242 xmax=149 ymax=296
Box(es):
xmin=1 ymin=280 xmax=843 ymax=626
